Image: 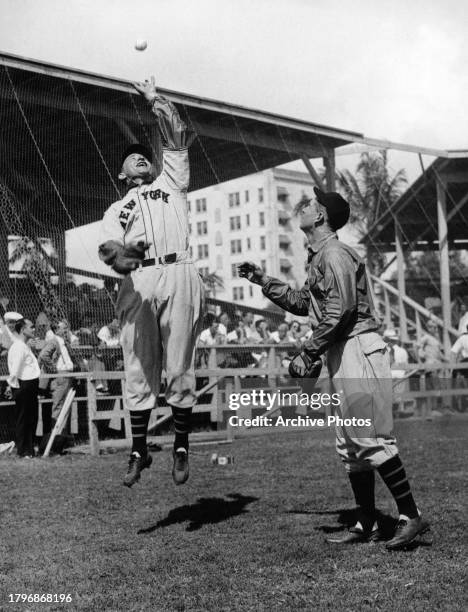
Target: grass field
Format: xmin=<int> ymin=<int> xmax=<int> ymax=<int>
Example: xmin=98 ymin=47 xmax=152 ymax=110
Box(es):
xmin=0 ymin=418 xmax=466 ymax=612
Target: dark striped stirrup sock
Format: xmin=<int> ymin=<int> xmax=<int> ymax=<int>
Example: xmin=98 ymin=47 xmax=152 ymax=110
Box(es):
xmin=129 ymin=409 xmax=151 ymax=455
xmin=377 ymin=455 xmax=418 ymax=519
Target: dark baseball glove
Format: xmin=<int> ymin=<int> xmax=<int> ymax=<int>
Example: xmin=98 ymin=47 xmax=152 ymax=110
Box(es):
xmin=288 ymin=352 xmax=322 ymax=379
xmin=98 ymin=240 xmax=149 ymax=275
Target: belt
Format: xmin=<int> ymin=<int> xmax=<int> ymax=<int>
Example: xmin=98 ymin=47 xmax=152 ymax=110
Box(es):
xmin=140 ymin=252 xmax=187 ymax=267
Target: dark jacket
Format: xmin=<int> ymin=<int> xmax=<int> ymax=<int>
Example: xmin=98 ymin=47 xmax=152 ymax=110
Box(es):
xmin=261 ymin=234 xmax=380 ymax=358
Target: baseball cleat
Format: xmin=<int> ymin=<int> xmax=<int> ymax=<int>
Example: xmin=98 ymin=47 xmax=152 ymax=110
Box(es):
xmin=123 ymin=451 xmax=152 ymax=487
xmin=172 ymin=448 xmax=189 ymax=485
xmin=385 ymin=516 xmax=431 ymax=550
xmin=327 ymin=526 xmax=381 ymax=544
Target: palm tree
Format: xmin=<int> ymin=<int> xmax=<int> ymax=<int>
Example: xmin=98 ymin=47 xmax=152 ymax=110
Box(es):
xmin=201 ymin=271 xmax=224 ymax=298
xmin=336 ymin=151 xmax=407 ymax=274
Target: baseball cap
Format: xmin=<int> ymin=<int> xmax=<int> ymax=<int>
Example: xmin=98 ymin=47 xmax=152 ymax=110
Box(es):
xmin=120 ymin=144 xmax=153 ymax=169
xmin=3 ymin=311 xmax=23 ymax=322
xmin=313 ymin=187 xmax=350 ymax=230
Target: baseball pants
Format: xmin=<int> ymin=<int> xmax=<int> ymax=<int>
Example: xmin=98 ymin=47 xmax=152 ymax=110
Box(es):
xmin=117 ymin=259 xmax=204 ymax=412
xmin=327 ymin=331 xmax=398 ymax=472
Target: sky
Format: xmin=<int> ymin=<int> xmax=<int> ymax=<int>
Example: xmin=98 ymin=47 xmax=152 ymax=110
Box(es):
xmin=1 ymin=0 xmax=466 ymax=151
xmin=1 ymin=0 xmax=466 ymax=279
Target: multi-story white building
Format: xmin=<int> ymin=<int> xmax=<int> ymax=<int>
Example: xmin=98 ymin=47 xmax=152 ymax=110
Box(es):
xmin=188 ymin=167 xmax=360 ymax=308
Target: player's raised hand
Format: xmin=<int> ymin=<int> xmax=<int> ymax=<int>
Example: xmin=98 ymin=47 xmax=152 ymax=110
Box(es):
xmin=133 ymin=76 xmax=158 ymax=103
xmin=237 ymin=261 xmax=266 ymax=285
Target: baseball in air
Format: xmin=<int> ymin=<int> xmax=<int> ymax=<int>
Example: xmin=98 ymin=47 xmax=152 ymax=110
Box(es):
xmin=135 ymin=39 xmax=147 ymax=51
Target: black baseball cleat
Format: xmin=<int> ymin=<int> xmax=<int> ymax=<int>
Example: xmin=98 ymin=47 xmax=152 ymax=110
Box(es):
xmin=327 ymin=526 xmax=381 ymax=544
xmin=172 ymin=448 xmax=189 ymax=485
xmin=385 ymin=516 xmax=431 ymax=550
xmin=123 ymin=451 xmax=152 ymax=487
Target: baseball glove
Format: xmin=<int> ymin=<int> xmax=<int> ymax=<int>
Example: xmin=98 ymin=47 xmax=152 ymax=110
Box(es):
xmin=288 ymin=352 xmax=323 ymax=379
xmin=98 ymin=240 xmax=149 ymax=275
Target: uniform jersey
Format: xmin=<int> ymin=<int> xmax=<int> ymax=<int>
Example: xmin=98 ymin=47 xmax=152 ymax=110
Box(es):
xmin=100 ymin=95 xmax=194 ymax=259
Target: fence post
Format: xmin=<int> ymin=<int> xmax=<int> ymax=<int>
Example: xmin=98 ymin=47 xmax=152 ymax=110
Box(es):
xmin=225 ymin=379 xmax=234 ymax=442
xmin=267 ymin=346 xmax=276 ymax=389
xmin=384 ymin=288 xmax=391 ymax=328
xmin=86 ymin=376 xmax=100 ymax=456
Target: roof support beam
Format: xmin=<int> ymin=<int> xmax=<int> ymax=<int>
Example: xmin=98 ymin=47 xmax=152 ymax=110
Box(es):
xmin=323 ymin=149 xmax=336 ymax=191
xmin=301 ymin=155 xmax=325 ymax=191
xmin=395 ymin=222 xmax=408 ymax=342
xmin=437 ymin=176 xmax=452 ymax=358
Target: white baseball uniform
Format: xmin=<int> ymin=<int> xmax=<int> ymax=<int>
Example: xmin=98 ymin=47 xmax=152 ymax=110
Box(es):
xmin=99 ymin=96 xmax=204 ymax=411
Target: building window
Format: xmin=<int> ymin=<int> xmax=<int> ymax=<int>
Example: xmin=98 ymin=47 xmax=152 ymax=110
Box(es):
xmin=245 ymin=190 xmax=249 ymax=203
xmin=197 ymin=244 xmax=209 ymax=259
xmin=196 ymin=198 xmax=207 ymax=213
xmin=197 ymin=221 xmax=208 ymax=235
xmin=229 ymin=216 xmax=241 ymax=231
xmin=215 ymin=231 xmax=223 ymax=246
xmin=247 ymin=238 xmax=251 ymax=250
xmin=231 ymin=264 xmax=238 ymax=278
xmin=259 ymin=211 xmax=265 ymax=226
xmin=260 ymin=260 xmax=266 ymax=272
xmin=188 ymin=223 xmax=192 ymax=234
xmin=215 ymin=208 xmax=221 ymax=223
xmin=188 ymin=201 xmax=191 ymax=212
xmin=189 ymin=246 xmax=193 ymax=258
xmin=258 ymin=188 xmax=264 ymax=203
xmin=228 ymin=192 xmax=240 ymax=207
xmin=249 ymin=286 xmax=253 ymax=297
xmin=216 ymin=255 xmax=223 ymax=269
xmin=246 ymin=214 xmax=250 ymax=227
xmin=233 ymin=287 xmax=244 ymax=301
xmin=260 ymin=236 xmax=266 ymax=250
xmin=230 ymin=239 xmax=242 ymax=254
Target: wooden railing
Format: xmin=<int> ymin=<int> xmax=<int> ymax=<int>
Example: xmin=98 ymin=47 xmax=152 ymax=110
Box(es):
xmin=1 ymin=345 xmax=467 ymax=456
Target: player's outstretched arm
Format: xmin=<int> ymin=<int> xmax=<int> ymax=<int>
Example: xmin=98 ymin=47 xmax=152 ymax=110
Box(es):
xmin=239 ymin=261 xmax=310 ymax=317
xmin=133 ymin=76 xmax=195 ymax=150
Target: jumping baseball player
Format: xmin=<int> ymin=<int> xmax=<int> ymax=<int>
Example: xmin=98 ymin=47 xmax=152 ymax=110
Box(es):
xmin=98 ymin=76 xmax=204 ymax=487
xmin=239 ymin=187 xmax=429 ymax=550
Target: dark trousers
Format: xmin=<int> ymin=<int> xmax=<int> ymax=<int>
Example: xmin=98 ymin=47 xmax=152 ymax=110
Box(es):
xmin=13 ymin=378 xmax=39 ymax=457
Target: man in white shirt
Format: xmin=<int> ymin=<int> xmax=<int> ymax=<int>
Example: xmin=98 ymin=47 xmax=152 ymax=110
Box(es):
xmin=7 ymin=318 xmax=41 ymax=458
xmin=97 ymin=318 xmax=121 ymax=347
xmin=198 ymin=314 xmax=224 ymax=347
xmin=450 ymin=326 xmax=468 ymax=410
xmin=383 ymin=328 xmax=409 ymax=379
xmin=457 ymin=303 xmax=468 ymax=335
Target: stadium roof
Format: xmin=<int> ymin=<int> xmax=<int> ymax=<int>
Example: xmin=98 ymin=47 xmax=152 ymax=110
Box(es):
xmin=363 ymin=156 xmax=468 ymax=251
xmin=0 ymin=52 xmax=367 ymax=230
xmin=0 ymin=52 xmax=457 ymax=232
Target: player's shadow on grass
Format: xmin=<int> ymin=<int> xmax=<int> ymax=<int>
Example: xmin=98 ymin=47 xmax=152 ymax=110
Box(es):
xmin=287 ymin=507 xmax=399 ymax=540
xmin=138 ymin=493 xmax=259 ymax=533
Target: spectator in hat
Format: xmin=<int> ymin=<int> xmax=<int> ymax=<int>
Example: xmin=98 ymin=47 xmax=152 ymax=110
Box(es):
xmin=7 ymin=317 xmax=41 ymax=458
xmin=383 ymin=328 xmax=409 ymax=378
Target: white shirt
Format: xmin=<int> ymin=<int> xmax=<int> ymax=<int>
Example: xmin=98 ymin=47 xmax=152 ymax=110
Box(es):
xmin=7 ymin=339 xmax=41 ymax=387
xmin=97 ymin=325 xmax=121 ymax=347
xmin=55 ymin=335 xmax=74 ymax=372
xmin=269 ymin=331 xmax=295 ymax=344
xmin=458 ymin=313 xmax=468 ymax=335
xmin=198 ymin=328 xmax=222 ymax=347
xmin=389 ymin=344 xmax=409 ymax=378
xmin=451 ymin=334 xmax=468 ymax=360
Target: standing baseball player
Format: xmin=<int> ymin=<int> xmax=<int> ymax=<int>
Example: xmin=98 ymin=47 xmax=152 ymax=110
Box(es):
xmin=98 ymin=76 xmax=204 ymax=487
xmin=239 ymin=187 xmax=429 ymax=550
